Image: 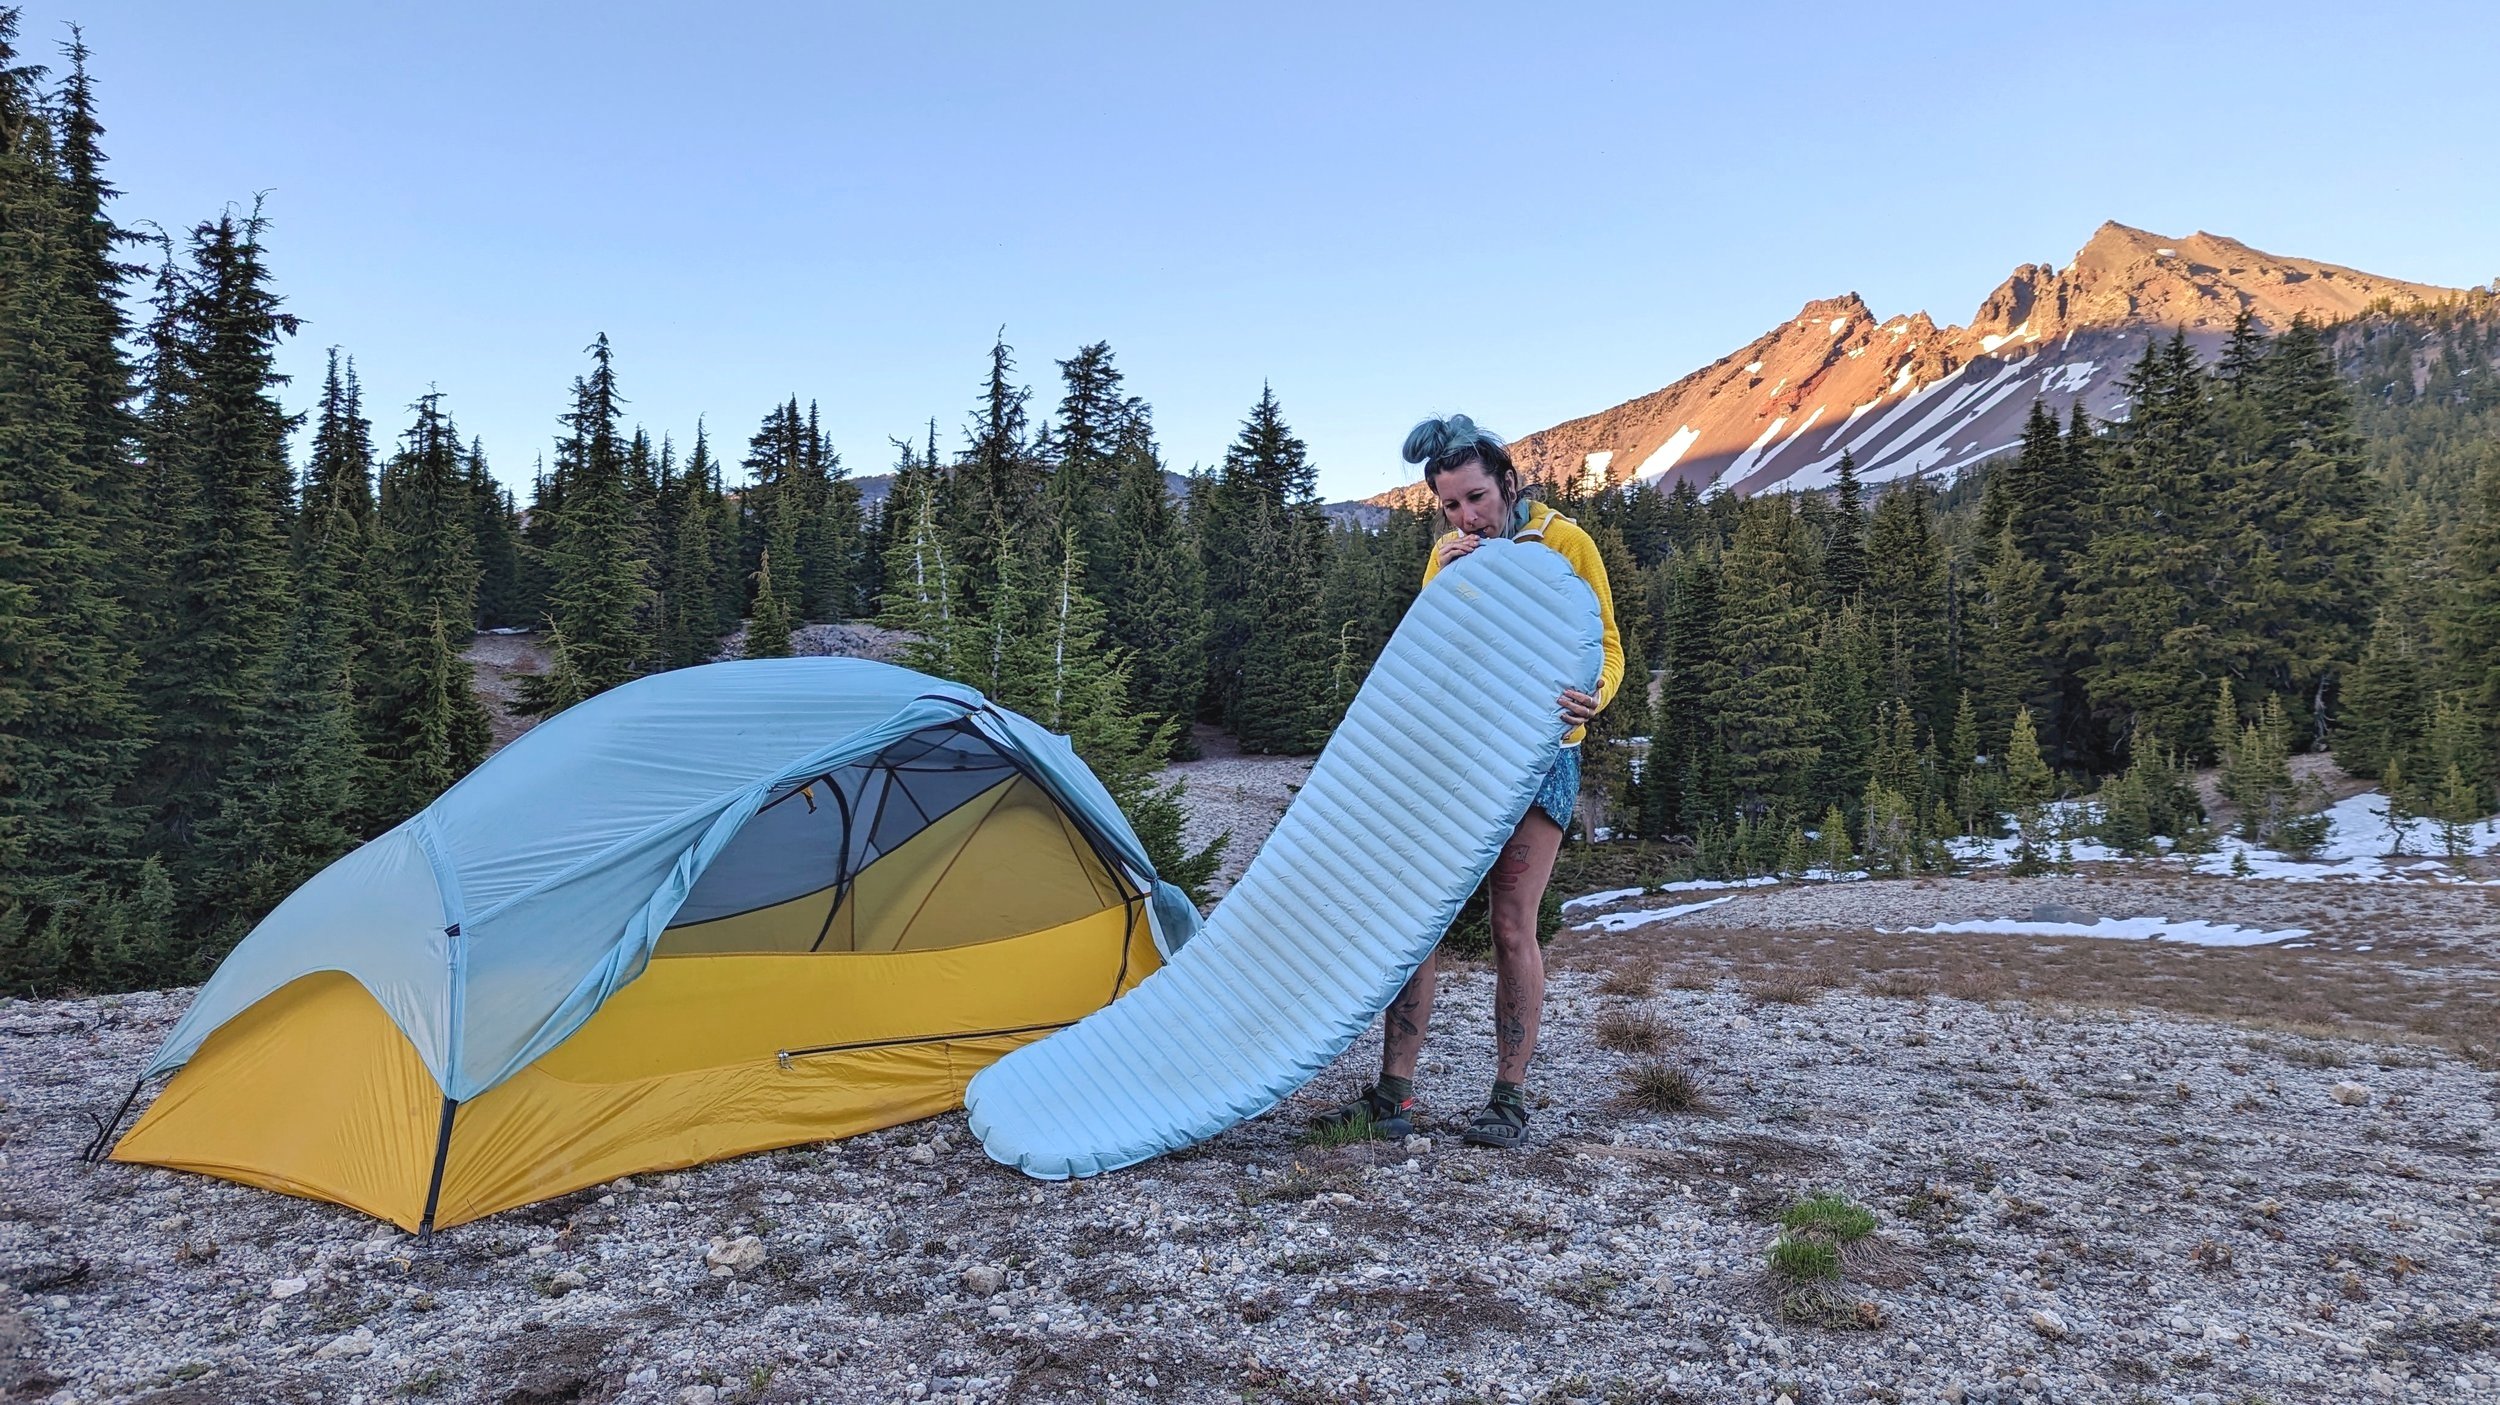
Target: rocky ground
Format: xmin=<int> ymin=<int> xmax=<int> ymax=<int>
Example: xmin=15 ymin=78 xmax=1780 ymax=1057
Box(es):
xmin=1162 ymin=726 xmax=1314 ymax=902
xmin=6 ymin=742 xmax=2497 ymax=1403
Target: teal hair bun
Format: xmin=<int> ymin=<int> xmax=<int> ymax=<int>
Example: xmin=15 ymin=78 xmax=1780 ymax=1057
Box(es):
xmin=1403 ymin=413 xmax=1501 ymax=467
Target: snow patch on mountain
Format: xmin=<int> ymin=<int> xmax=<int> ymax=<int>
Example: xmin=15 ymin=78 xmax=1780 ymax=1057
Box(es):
xmin=1631 ymin=424 xmax=1700 ymax=483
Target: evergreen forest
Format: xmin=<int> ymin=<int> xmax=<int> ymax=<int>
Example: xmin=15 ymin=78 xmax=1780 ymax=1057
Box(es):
xmin=4 ymin=14 xmax=2496 ymax=995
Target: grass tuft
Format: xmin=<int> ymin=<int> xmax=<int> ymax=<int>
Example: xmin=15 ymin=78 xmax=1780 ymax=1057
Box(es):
xmin=1763 ymin=1190 xmax=1895 ymax=1328
xmin=1747 ymin=975 xmax=1825 ymax=1006
xmin=1597 ymin=962 xmax=1657 ymax=998
xmin=1594 ymin=1007 xmax=1676 ymax=1053
xmin=1615 ymin=1060 xmax=1714 ymax=1115
xmin=1302 ymin=1112 xmax=1380 ymax=1149
xmin=1863 ymin=969 xmax=1936 ymax=1001
xmin=1765 ymin=1233 xmax=1841 ymax=1282
xmin=1779 ymin=1192 xmax=1877 ymax=1243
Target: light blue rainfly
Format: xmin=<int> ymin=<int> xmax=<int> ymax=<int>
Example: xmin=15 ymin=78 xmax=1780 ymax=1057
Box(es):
xmin=965 ymin=539 xmax=1605 ymax=1178
xmin=137 ymin=658 xmax=1201 ymax=1102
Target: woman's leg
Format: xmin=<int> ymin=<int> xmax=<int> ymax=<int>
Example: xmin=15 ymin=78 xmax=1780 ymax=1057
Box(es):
xmin=1487 ymin=808 xmax=1565 ymax=1085
xmin=1380 ymin=951 xmax=1437 ymax=1081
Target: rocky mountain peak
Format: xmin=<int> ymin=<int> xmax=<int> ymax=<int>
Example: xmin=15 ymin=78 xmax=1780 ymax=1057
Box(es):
xmin=1361 ymin=223 xmax=2461 ymax=509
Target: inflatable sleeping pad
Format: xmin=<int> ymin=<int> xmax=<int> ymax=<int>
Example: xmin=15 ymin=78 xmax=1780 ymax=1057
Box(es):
xmin=965 ymin=538 xmax=1605 ymax=1177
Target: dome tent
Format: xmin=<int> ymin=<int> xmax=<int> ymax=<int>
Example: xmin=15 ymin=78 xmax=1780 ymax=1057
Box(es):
xmin=101 ymin=658 xmax=1198 ymax=1231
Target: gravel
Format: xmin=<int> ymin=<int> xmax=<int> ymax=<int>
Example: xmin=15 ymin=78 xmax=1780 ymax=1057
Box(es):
xmin=1158 ymin=727 xmax=1312 ymax=902
xmin=8 ymin=742 xmax=2494 ymax=1401
xmin=6 ymin=953 xmax=2497 ymax=1402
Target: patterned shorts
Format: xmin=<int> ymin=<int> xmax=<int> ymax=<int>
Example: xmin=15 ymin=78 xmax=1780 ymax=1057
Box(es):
xmin=1532 ymin=746 xmax=1580 ymax=832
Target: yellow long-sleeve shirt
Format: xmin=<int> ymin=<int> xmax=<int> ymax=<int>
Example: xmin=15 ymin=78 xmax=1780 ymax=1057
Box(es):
xmin=1419 ymin=498 xmax=1625 ymax=747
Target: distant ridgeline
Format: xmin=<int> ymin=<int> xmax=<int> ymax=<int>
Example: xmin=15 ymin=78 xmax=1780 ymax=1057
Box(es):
xmin=2 ymin=9 xmax=2495 ymax=999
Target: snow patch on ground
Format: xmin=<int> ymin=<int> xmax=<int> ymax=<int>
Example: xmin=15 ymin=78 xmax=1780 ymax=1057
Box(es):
xmin=1654 ymin=876 xmax=1783 ymax=894
xmin=1891 ymin=916 xmax=2308 ymax=948
xmin=1559 ymin=886 xmax=1645 ymax=913
xmin=1563 ymin=876 xmax=1782 ymax=916
xmin=2184 ymin=791 xmax=2500 ymax=883
xmin=1953 ymin=790 xmax=2499 ymax=885
xmin=1575 ymin=896 xmax=1737 ymax=932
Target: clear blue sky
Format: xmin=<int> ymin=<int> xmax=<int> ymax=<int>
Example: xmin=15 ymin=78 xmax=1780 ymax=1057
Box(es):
xmin=20 ymin=1 xmax=2498 ymax=501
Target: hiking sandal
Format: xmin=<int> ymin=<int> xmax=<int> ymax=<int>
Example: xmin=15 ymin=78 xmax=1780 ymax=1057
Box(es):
xmin=1458 ymin=1099 xmax=1530 ymax=1149
xmin=1310 ymin=1083 xmax=1415 ymax=1140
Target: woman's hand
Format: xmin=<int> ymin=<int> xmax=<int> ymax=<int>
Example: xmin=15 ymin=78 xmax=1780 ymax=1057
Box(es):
xmin=1557 ymin=688 xmax=1599 ymax=728
xmin=1434 ymin=533 xmax=1480 ymax=568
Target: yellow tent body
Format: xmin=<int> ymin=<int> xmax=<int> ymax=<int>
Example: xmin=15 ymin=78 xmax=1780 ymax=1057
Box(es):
xmin=112 ymin=693 xmax=1174 ymax=1231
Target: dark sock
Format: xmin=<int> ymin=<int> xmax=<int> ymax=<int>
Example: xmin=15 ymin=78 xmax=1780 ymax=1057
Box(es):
xmin=1375 ymin=1074 xmax=1413 ymax=1105
xmin=1489 ymin=1080 xmax=1525 ymax=1110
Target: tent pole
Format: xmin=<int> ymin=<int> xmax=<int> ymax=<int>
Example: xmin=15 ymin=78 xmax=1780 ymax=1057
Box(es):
xmin=417 ymin=1096 xmax=459 ymax=1240
xmin=82 ymin=1076 xmax=148 ymax=1163
xmin=807 ymin=776 xmax=858 ymax=953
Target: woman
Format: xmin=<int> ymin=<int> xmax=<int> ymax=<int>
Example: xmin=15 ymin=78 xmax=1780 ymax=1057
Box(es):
xmin=1313 ymin=414 xmax=1624 ymax=1149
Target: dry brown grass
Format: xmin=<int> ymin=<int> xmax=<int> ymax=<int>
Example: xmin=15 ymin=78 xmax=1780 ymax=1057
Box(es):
xmin=1550 ymin=921 xmax=2500 ymax=1065
xmin=1614 ymin=1060 xmax=1715 ymax=1116
xmin=1862 ymin=969 xmax=1937 ymax=1001
xmin=1745 ymin=972 xmax=1829 ymax=1006
xmin=1596 ymin=961 xmax=1657 ymax=998
xmin=1594 ymin=1006 xmax=1679 ymax=1053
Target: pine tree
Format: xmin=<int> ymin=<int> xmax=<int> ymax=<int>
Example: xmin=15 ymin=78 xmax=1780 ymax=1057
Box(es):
xmin=1864 ymin=480 xmax=1952 ymax=735
xmin=2235 ymin=317 xmax=2379 ymax=744
xmin=881 ymin=456 xmax=968 ymax=681
xmin=1203 ymin=385 xmax=1318 ymax=730
xmin=961 ymin=523 xmax=1227 ymax=901
xmin=1043 ymin=340 xmax=1134 ymax=577
xmin=743 ymin=547 xmax=794 ymax=659
xmin=295 ymin=349 xmax=373 ymax=562
xmin=803 ymin=412 xmax=862 ymax=622
xmin=1801 ymin=606 xmax=1872 ymax=813
xmin=2436 ymin=453 xmax=2500 ymax=779
xmin=1104 ymin=439 xmax=1205 ymax=758
xmin=2002 ymin=706 xmax=2053 ymax=806
xmin=1817 ymin=803 xmax=1853 ymax=876
xmin=2337 ymin=505 xmax=2443 ymax=778
xmin=1652 ymin=547 xmax=1725 ymax=834
xmin=1821 ymin=449 xmax=1867 ymax=603
xmin=468 ymin=440 xmax=522 ymax=628
xmin=1231 ymin=503 xmax=1334 ymax=754
xmin=189 ymin=491 xmax=363 ymax=956
xmin=363 ymin=392 xmax=491 ymax=823
xmin=526 ymin=335 xmax=649 ymax=710
xmin=942 ymin=332 xmax=1044 ymax=611
xmin=1711 ymin=500 xmax=1820 ymax=817
xmin=2061 ymin=333 xmax=2221 ymax=766
xmin=654 ymin=471 xmax=722 ymax=668
xmin=0 ymin=21 xmax=150 ymax=986
xmin=2425 ymin=693 xmax=2491 ymax=857
xmin=2224 ymin=694 xmax=2296 ymax=841
xmin=687 ymin=422 xmax=744 ymax=640
xmin=137 ymin=208 xmax=300 ymax=871
xmin=1968 ymin=525 xmax=2053 ymax=754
